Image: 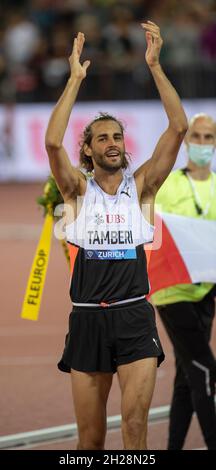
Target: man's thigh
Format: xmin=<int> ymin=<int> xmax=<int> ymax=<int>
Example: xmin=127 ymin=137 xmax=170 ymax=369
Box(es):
xmin=117 ymin=357 xmax=157 ymax=415
xmin=71 ymin=370 xmax=113 ymax=430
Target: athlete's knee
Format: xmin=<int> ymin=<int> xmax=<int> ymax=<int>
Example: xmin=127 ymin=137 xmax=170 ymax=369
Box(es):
xmin=122 ymin=406 xmax=148 ymax=440
xmin=122 ymin=417 xmax=144 ymax=440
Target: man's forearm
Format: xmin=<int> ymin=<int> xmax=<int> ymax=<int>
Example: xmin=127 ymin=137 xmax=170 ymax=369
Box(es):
xmin=149 ymin=64 xmax=188 ymax=132
xmin=45 ymin=77 xmax=83 ymax=148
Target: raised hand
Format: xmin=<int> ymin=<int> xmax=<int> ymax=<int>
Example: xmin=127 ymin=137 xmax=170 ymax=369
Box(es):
xmin=141 ymin=21 xmax=163 ymax=68
xmin=69 ymin=32 xmax=91 ymax=80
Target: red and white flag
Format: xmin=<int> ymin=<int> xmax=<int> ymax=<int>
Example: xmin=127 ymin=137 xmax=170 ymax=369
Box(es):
xmin=148 ymin=213 xmax=216 ymax=295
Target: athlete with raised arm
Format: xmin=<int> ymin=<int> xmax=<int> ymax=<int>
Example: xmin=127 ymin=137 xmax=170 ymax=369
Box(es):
xmin=45 ymin=22 xmax=188 ymax=450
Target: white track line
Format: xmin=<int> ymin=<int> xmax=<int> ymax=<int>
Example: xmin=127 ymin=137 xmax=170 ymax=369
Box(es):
xmin=0 ymin=406 xmax=170 ymax=449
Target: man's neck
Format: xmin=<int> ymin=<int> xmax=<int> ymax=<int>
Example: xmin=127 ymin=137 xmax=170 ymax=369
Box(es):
xmin=94 ymin=169 xmax=123 ymax=195
xmin=187 ymin=163 xmax=211 ymax=181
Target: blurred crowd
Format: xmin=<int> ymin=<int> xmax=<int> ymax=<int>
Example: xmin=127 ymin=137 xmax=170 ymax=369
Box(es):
xmin=0 ymin=0 xmax=216 ymax=103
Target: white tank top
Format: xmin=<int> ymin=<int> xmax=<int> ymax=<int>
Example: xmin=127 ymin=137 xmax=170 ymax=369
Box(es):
xmin=66 ymin=174 xmax=154 ymax=261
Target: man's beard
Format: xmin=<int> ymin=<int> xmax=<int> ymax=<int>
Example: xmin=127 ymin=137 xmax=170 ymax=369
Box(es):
xmin=93 ymin=151 xmax=124 ymax=172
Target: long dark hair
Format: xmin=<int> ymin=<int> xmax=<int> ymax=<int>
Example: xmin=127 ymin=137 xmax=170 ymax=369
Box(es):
xmin=79 ymin=112 xmax=131 ymax=172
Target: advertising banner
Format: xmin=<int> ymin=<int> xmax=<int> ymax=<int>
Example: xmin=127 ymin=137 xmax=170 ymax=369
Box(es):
xmin=0 ymin=100 xmax=215 ymax=181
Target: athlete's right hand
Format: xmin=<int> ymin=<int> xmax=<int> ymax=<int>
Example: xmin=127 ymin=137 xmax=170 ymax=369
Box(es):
xmin=69 ymin=32 xmax=91 ymax=80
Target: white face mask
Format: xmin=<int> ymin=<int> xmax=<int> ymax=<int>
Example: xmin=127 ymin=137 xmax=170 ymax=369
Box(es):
xmin=188 ymin=143 xmax=215 ymax=167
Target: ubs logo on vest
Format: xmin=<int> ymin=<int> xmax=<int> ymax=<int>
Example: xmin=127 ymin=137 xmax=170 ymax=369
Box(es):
xmin=106 ymin=215 xmax=125 ymax=223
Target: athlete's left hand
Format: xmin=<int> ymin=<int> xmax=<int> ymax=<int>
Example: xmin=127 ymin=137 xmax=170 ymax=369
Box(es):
xmin=141 ymin=21 xmax=163 ymax=68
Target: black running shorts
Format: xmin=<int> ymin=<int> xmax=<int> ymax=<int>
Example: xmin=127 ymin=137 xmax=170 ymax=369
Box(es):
xmin=58 ymin=298 xmax=165 ymax=373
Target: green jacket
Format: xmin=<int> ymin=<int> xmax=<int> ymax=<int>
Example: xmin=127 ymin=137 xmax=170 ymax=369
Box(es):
xmin=151 ymin=169 xmax=216 ymax=305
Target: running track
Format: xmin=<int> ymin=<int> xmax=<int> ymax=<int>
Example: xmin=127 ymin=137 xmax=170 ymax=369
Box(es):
xmin=0 ymin=183 xmax=215 ymax=450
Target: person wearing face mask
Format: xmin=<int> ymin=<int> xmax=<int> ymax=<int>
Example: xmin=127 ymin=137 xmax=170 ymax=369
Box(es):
xmin=151 ymin=113 xmax=216 ymax=450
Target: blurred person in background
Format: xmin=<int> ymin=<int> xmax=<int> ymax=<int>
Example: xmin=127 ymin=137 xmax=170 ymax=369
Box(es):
xmin=151 ymin=113 xmax=216 ymax=449
xmin=45 ymin=21 xmax=188 ymax=450
xmin=101 ymin=4 xmax=148 ymax=99
xmin=1 ymin=9 xmax=41 ymax=101
xmin=40 ymin=26 xmax=70 ymax=101
xmin=72 ymin=14 xmax=105 ymax=100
